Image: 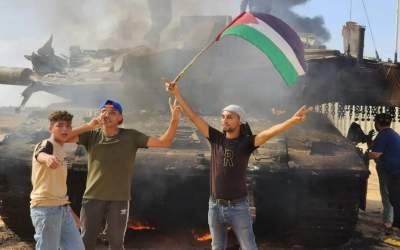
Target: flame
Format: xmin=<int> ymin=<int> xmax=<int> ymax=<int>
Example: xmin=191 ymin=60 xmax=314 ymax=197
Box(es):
xmin=128 ymin=219 xmax=156 ymax=231
xmin=192 ymin=230 xmax=212 ymax=241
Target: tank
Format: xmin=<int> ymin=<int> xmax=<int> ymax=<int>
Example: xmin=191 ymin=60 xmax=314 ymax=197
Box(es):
xmin=0 ymin=15 xmax=371 ymax=248
xmin=0 ymin=108 xmax=368 ymax=247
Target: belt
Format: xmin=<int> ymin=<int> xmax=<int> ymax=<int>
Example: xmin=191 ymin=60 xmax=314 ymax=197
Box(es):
xmin=210 ymin=196 xmax=247 ymax=206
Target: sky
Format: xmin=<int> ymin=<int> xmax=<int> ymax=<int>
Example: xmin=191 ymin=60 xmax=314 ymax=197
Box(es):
xmin=294 ymin=0 xmax=397 ymax=61
xmin=0 ymin=0 xmax=397 ymax=107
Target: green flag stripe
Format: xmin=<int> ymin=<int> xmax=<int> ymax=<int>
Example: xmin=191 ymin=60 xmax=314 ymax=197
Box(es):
xmin=221 ymin=24 xmax=298 ymax=86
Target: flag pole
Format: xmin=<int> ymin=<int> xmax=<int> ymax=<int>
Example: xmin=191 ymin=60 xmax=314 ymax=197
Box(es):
xmin=172 ymin=13 xmax=247 ymax=83
xmin=173 ymin=40 xmax=216 ymax=83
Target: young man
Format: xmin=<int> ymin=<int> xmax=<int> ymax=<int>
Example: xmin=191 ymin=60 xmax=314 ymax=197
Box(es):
xmin=347 ymin=122 xmax=393 ymax=229
xmin=166 ymin=81 xmax=310 ymax=250
xmin=30 ymin=111 xmax=84 ymax=250
xmin=68 ymin=99 xmax=181 ymax=250
xmin=369 ymin=113 xmax=400 ymax=233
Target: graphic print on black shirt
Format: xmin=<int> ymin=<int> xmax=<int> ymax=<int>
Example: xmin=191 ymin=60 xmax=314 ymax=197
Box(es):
xmin=224 ymin=149 xmax=234 ymax=167
xmin=207 ymin=126 xmax=258 ymax=200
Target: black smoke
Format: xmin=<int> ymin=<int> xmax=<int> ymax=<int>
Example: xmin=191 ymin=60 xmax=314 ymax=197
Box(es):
xmin=241 ymin=0 xmax=331 ymax=43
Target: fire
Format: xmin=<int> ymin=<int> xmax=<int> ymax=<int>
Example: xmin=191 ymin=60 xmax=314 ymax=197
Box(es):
xmin=192 ymin=230 xmax=212 ymax=241
xmin=128 ymin=219 xmax=156 ymax=231
xmin=129 ymin=224 xmax=156 ymax=231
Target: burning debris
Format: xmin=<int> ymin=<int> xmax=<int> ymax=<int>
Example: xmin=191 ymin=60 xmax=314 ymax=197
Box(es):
xmin=192 ymin=230 xmax=212 ymax=242
xmin=128 ymin=219 xmax=156 ymax=231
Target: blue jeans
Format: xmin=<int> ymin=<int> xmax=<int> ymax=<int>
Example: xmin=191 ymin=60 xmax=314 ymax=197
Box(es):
xmin=376 ymin=164 xmax=394 ymax=224
xmin=208 ymin=197 xmax=258 ymax=250
xmin=30 ymin=205 xmax=85 ymax=250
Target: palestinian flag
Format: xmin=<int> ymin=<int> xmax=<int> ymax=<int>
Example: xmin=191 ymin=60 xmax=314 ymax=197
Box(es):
xmin=216 ymin=12 xmax=306 ymax=86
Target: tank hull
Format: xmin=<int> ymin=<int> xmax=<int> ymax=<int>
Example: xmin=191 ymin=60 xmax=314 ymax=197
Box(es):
xmin=0 ymin=113 xmax=369 ymax=247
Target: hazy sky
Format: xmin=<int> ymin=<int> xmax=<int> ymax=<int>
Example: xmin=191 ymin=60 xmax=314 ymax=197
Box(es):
xmin=0 ymin=0 xmax=397 ymax=107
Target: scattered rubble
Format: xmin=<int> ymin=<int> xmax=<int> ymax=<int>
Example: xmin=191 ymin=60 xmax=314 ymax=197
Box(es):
xmin=0 ymin=217 xmax=32 ymax=250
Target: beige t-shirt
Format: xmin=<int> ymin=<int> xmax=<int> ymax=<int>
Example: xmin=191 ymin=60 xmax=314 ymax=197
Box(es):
xmin=30 ymin=137 xmax=70 ymax=207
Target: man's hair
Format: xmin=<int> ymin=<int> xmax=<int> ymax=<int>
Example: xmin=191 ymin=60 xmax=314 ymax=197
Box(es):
xmin=48 ymin=111 xmax=73 ymax=126
xmin=374 ymin=113 xmax=392 ymax=127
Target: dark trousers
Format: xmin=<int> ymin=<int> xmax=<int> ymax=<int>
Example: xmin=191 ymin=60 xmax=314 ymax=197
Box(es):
xmin=388 ymin=175 xmax=400 ymax=228
xmin=80 ymin=199 xmax=129 ymax=250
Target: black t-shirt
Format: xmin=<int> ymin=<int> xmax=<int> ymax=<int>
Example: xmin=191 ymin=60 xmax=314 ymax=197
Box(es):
xmin=207 ymin=126 xmax=258 ymax=200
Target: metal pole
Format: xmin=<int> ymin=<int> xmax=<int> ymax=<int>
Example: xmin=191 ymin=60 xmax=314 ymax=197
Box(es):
xmin=173 ymin=40 xmax=216 ymax=83
xmin=396 ymin=0 xmax=400 ymax=63
xmin=349 ymin=0 xmax=352 ymax=21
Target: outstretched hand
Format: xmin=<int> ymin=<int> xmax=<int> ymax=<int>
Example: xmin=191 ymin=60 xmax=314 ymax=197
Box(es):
xmin=169 ymin=97 xmax=181 ymax=121
xmin=46 ymin=155 xmax=62 ymax=169
xmin=290 ymin=105 xmax=313 ymax=124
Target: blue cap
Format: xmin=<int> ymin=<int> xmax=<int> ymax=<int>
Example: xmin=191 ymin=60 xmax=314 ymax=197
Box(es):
xmin=100 ymin=99 xmax=123 ymax=114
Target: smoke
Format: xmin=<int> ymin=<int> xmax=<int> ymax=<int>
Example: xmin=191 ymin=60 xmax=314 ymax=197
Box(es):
xmin=5 ymin=0 xmax=332 ymax=113
xmin=241 ymin=0 xmax=330 ymax=43
xmin=10 ymin=0 xmax=330 ymax=49
xmin=9 ymin=0 xmax=239 ymax=51
xmin=11 ymin=0 xmax=150 ymax=50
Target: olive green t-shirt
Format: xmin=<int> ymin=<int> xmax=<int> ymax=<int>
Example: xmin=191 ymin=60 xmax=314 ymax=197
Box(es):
xmin=78 ymin=128 xmax=149 ymax=201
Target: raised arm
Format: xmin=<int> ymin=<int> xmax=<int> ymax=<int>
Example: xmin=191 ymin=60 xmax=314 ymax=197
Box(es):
xmin=165 ymin=81 xmax=210 ymax=138
xmin=255 ymin=106 xmax=311 ymax=147
xmin=147 ymin=98 xmax=181 ymax=148
xmin=66 ymin=117 xmax=100 ymax=143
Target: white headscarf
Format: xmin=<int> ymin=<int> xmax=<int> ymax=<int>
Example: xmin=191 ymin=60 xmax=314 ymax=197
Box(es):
xmin=222 ymin=104 xmax=247 ymax=124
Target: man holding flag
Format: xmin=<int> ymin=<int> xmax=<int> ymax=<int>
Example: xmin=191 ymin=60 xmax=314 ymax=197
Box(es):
xmin=162 ymin=8 xmax=307 ymax=248
xmin=166 ymin=81 xmax=310 ymax=250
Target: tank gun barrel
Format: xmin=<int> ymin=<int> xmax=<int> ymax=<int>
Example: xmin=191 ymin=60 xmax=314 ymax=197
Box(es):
xmin=0 ymin=67 xmax=33 ymax=86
